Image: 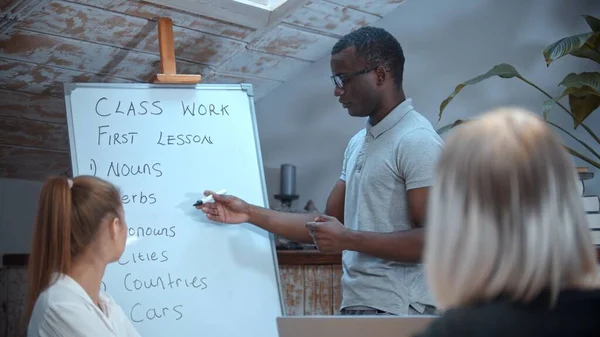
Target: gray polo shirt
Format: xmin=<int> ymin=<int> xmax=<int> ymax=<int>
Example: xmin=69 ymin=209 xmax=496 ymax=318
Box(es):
xmin=340 ymin=98 xmax=444 ymax=315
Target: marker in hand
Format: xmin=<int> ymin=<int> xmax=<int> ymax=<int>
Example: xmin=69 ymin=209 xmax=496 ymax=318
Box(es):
xmin=193 ymin=189 xmax=227 ymax=207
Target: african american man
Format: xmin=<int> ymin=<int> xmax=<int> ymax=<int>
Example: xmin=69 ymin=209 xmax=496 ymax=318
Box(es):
xmin=197 ymin=26 xmax=444 ymax=316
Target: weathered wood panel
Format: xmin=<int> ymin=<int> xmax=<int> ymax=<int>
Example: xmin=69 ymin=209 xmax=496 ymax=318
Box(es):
xmin=0 ymin=58 xmax=133 ymax=97
xmin=279 ymin=265 xmax=304 ymax=315
xmin=0 ymin=268 xmax=6 ymax=337
xmin=16 ymin=1 xmax=155 ymax=50
xmin=202 ymin=72 xmax=282 ymax=100
xmin=0 ymin=29 xmax=158 ymax=81
xmin=327 ymin=0 xmax=405 ymax=17
xmin=0 ymin=145 xmax=71 ymax=180
xmin=18 ymin=1 xmax=247 ymax=65
xmin=0 ymin=29 xmax=212 ymax=82
xmin=217 ymin=49 xmax=311 ymax=82
xmin=332 ymin=264 xmax=343 ymax=315
xmin=67 ymin=0 xmax=255 ymax=40
xmin=0 ymin=90 xmax=66 ymax=124
xmin=304 ymin=265 xmax=333 ymax=315
xmin=0 ymin=0 xmax=12 ymax=11
xmin=5 ymin=267 xmax=27 ymax=337
xmin=282 ymin=0 xmax=380 ymax=36
xmin=0 ymin=118 xmax=68 ymax=151
xmin=248 ymin=25 xmax=338 ymax=62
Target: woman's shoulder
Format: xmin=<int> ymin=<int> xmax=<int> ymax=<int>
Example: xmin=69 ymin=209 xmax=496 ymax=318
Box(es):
xmin=413 ymin=307 xmax=472 ymax=337
xmin=31 ymin=274 xmax=88 ymax=312
xmin=413 ymin=303 xmax=524 ymax=337
xmin=415 ymin=289 xmax=600 ymax=337
xmin=28 ymin=279 xmax=140 ymax=337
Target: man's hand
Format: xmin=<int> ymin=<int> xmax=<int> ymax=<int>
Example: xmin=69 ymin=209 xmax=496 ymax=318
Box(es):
xmin=196 ymin=190 xmax=250 ymax=224
xmin=305 ymin=215 xmax=351 ymax=253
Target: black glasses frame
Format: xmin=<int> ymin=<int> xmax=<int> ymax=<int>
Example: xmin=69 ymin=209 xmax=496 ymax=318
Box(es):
xmin=330 ymin=66 xmax=378 ymax=89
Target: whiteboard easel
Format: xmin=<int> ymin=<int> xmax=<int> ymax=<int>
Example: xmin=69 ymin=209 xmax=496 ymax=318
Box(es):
xmin=63 ymin=17 xmax=284 ymax=337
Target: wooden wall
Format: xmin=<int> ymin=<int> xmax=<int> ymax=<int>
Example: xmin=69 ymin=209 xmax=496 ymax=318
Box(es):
xmin=279 ymin=264 xmax=342 ymax=316
xmin=0 ymin=251 xmax=342 ymax=337
xmin=0 ymin=266 xmax=26 ymax=337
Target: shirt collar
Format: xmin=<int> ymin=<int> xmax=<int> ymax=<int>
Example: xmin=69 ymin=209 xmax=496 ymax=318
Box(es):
xmin=366 ymin=98 xmax=414 ymax=138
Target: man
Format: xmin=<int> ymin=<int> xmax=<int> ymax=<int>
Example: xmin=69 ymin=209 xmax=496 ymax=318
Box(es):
xmin=197 ymin=26 xmax=444 ymax=316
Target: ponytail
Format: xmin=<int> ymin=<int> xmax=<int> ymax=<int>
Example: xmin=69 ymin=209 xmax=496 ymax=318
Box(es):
xmin=23 ymin=175 xmax=122 ymax=326
xmin=24 ymin=176 xmax=73 ymax=324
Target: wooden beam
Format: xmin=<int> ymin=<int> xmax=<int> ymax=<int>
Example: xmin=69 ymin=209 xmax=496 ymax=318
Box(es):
xmin=150 ymin=17 xmax=202 ymax=84
xmin=0 ymin=145 xmax=71 ymax=180
xmin=0 ymin=117 xmax=69 ymax=151
xmin=0 ymin=89 xmax=66 ymax=124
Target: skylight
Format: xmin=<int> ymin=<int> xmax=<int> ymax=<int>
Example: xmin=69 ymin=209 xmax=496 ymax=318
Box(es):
xmin=233 ymin=0 xmax=289 ymax=11
xmin=143 ymin=0 xmax=301 ymax=29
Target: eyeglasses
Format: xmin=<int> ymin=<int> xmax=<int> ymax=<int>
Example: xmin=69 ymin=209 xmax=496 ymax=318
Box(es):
xmin=330 ymin=67 xmax=378 ymax=89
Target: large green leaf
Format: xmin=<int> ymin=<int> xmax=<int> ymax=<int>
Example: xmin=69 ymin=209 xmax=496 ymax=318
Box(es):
xmin=584 ymin=15 xmax=600 ymax=32
xmin=543 ymin=32 xmax=600 ymax=66
xmin=561 ymin=72 xmax=600 ymax=127
xmin=439 ymin=64 xmax=521 ymax=121
xmin=560 ymin=72 xmax=600 ymax=90
xmin=571 ymin=33 xmax=600 ymax=65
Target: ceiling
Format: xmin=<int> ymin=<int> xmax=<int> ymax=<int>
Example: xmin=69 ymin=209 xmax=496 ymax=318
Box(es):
xmin=0 ymin=0 xmax=405 ymax=181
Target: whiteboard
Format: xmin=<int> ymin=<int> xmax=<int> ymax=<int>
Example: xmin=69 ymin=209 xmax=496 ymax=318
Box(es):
xmin=63 ymin=83 xmax=284 ymax=337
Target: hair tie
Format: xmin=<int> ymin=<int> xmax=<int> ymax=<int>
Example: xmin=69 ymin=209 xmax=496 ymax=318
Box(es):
xmin=67 ymin=179 xmax=73 ymax=189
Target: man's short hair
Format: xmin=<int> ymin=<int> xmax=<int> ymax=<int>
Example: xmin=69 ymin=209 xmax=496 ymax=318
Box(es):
xmin=331 ymin=26 xmax=405 ymax=89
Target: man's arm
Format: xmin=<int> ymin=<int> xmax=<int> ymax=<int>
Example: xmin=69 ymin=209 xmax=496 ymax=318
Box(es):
xmin=343 ymin=187 xmax=429 ymax=262
xmin=249 ymin=138 xmax=351 ymax=244
xmin=325 ymin=180 xmax=346 ymax=223
xmin=247 ymin=180 xmax=346 ymax=244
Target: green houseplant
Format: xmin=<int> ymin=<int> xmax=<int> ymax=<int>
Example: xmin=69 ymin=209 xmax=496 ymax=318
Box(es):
xmin=436 ymin=15 xmax=600 ymax=169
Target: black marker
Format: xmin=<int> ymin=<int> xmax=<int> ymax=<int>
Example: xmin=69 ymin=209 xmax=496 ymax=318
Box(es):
xmin=193 ymin=189 xmax=227 ymax=206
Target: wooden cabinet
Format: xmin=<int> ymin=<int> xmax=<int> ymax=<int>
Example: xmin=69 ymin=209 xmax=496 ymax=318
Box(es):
xmin=277 ymin=250 xmax=342 ymax=316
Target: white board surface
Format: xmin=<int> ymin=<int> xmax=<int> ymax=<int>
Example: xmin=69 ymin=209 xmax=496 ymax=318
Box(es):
xmin=64 ymin=83 xmax=284 ymax=337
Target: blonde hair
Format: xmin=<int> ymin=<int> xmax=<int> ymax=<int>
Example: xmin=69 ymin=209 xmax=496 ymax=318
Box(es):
xmin=424 ymin=107 xmax=600 ymax=310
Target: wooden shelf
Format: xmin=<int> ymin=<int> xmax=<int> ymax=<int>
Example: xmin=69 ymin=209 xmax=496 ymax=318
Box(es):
xmin=5 ymin=247 xmax=600 ymax=267
xmin=2 ymin=253 xmax=27 ymax=267
xmin=2 ymin=250 xmax=342 ymax=267
xmin=277 ymin=250 xmax=341 ymax=265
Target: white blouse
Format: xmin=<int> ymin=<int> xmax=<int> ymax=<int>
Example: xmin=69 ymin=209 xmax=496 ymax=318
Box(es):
xmin=27 ymin=273 xmax=140 ymax=337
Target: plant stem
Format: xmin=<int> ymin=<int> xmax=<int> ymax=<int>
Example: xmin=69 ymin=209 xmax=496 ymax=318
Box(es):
xmin=519 ymin=76 xmax=565 ymax=108
xmin=517 ymin=76 xmax=600 ymax=145
xmin=564 ymin=145 xmax=600 ymax=169
xmin=547 ymin=121 xmax=600 ymax=160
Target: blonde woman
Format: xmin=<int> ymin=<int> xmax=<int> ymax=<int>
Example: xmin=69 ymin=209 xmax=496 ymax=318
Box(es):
xmin=417 ymin=107 xmax=600 ymax=337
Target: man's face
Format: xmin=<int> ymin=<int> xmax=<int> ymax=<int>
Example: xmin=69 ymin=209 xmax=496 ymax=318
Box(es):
xmin=330 ymin=47 xmax=380 ymax=118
